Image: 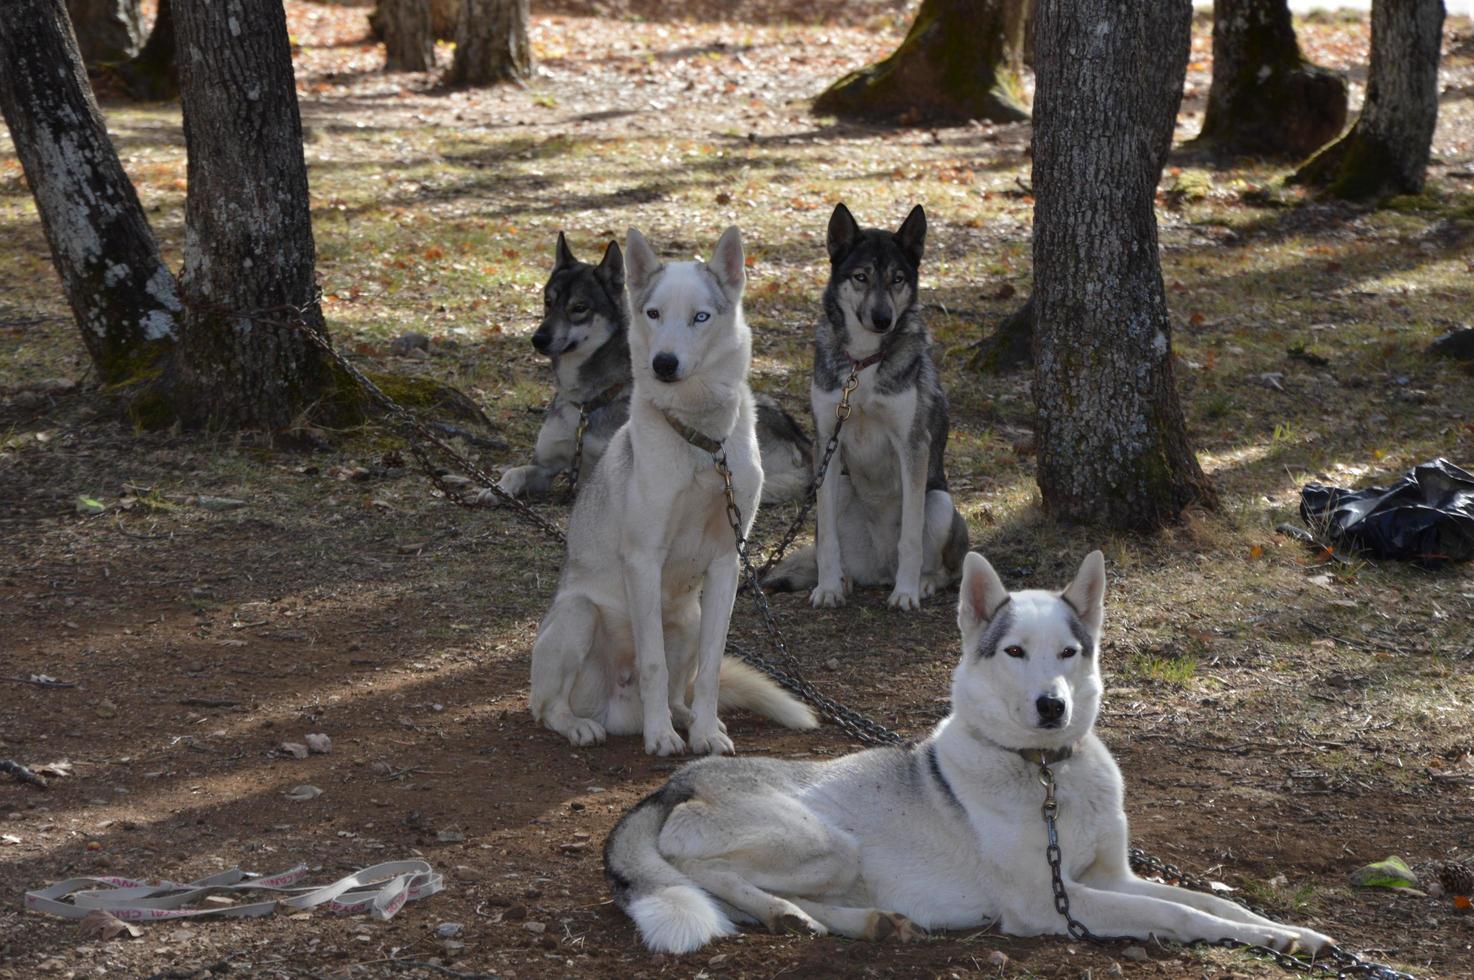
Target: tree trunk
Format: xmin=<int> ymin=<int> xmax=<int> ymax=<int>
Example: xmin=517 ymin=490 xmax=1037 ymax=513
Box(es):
xmin=1192 ymin=0 xmax=1347 ymax=159
xmin=968 ymin=295 xmax=1034 ymax=374
xmin=65 ymin=0 xmax=141 ymax=64
xmin=449 ymin=0 xmax=531 ymax=87
xmin=813 ymin=0 xmax=1032 ymax=125
xmin=1291 ymin=0 xmax=1445 ymax=199
xmin=168 ymin=0 xmax=331 ymax=430
xmin=1031 ymin=0 xmax=1215 ymax=528
xmin=118 ymin=0 xmax=177 ymax=99
xmin=0 ymin=0 xmax=178 ymax=385
xmin=381 ymin=0 xmax=434 ymax=72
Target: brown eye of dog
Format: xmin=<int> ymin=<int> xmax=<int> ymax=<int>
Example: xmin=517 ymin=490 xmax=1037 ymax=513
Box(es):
xmin=1061 ymin=647 xmax=1078 ymax=659
xmin=1005 ymin=645 xmax=1025 ymax=658
xmin=853 ymin=271 xmax=867 ymax=283
xmin=892 ymin=273 xmax=904 ymax=284
xmin=569 ymin=304 xmax=587 ymax=315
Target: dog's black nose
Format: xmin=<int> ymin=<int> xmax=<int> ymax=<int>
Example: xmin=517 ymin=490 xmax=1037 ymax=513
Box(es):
xmin=532 ymin=329 xmax=552 ymax=353
xmin=1035 ymin=695 xmax=1066 ymax=726
xmin=871 ymin=308 xmax=893 ymax=331
xmin=652 ymin=352 xmax=680 ymax=382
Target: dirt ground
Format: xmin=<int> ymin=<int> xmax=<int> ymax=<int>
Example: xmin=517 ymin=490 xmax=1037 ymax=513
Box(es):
xmin=3 ymin=2 xmax=1474 ymax=978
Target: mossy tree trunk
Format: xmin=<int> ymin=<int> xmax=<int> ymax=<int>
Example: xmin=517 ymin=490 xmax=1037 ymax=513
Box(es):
xmin=813 ymin=0 xmax=1032 ymax=125
xmin=1291 ymin=0 xmax=1445 ymax=200
xmin=381 ymin=0 xmax=434 ymax=72
xmin=65 ymin=0 xmax=141 ymax=64
xmin=1032 ymin=0 xmax=1215 ymax=528
xmin=1192 ymin=0 xmax=1347 ymax=159
xmin=0 ymin=0 xmax=179 ymax=384
xmin=168 ymin=0 xmax=332 ymax=430
xmin=118 ymin=0 xmax=177 ymax=99
xmin=450 ymin=0 xmax=531 ymax=87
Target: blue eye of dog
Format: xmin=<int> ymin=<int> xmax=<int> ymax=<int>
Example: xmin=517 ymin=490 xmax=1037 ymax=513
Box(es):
xmin=1061 ymin=647 xmax=1077 ymax=659
xmin=1005 ymin=645 xmax=1025 ymax=658
xmin=693 ymin=312 xmax=709 ymax=323
xmin=646 ymin=309 xmax=659 ymax=320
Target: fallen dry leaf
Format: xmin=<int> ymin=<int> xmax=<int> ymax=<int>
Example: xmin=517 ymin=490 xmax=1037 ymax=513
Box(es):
xmin=78 ymin=909 xmax=141 ymax=941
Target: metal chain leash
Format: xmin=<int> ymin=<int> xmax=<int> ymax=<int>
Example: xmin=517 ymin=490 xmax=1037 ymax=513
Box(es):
xmin=744 ymin=367 xmax=860 ymax=587
xmin=1037 ymin=762 xmax=1415 ymax=980
xmin=714 ymin=443 xmax=905 ymax=747
xmin=564 ymin=404 xmax=592 ymax=497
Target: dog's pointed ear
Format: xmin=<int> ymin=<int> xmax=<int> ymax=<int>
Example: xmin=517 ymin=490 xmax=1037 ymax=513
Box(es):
xmin=895 ymin=204 xmax=926 ymax=267
xmin=708 ymin=225 xmax=745 ymax=300
xmin=625 ymin=228 xmax=662 ymax=293
xmin=595 ymin=240 xmax=625 ymax=295
xmin=958 ymin=552 xmax=1009 ymax=638
xmin=827 ymin=202 xmax=860 ymax=263
xmin=554 ymin=231 xmax=577 ymax=271
xmin=1061 ymin=550 xmax=1107 ymax=638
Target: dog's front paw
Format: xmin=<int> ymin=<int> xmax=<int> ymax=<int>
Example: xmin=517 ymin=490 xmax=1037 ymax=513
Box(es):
xmin=1290 ymin=927 xmax=1335 ymax=954
xmin=497 ymin=466 xmax=533 ymax=498
xmin=810 ymin=583 xmax=847 ymax=608
xmin=563 ymin=717 xmax=606 ymax=746
xmin=866 ymin=911 xmax=926 ymax=944
xmin=1253 ymin=926 xmax=1319 ymax=953
xmin=886 ymin=587 xmax=921 ymax=611
xmin=474 ymin=487 xmax=504 ymax=508
xmin=772 ymin=909 xmax=825 ymax=938
xmin=644 ymin=728 xmax=687 ymax=757
xmin=688 ymin=726 xmax=734 ymax=756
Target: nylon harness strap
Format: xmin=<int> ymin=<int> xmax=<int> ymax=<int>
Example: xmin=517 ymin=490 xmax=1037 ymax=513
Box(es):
xmin=24 ymin=860 xmax=443 ymax=923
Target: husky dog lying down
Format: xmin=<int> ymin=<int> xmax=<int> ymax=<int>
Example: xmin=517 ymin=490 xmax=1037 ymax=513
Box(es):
xmin=605 ymin=551 xmax=1334 ymax=955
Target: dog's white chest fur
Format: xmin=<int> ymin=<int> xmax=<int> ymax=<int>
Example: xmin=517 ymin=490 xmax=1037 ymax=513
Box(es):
xmin=814 ymin=372 xmax=919 ymax=506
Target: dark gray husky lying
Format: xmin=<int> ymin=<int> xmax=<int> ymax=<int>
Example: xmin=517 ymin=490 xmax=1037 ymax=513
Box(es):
xmin=491 ymin=234 xmax=812 ymax=504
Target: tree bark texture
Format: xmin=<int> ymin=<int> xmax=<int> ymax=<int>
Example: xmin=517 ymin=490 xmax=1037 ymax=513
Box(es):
xmin=1194 ymin=0 xmax=1347 ymax=159
xmin=813 ymin=0 xmax=1032 ymax=125
xmin=1292 ymin=0 xmax=1445 ymax=199
xmin=0 ymin=0 xmax=179 ymax=384
xmin=1031 ymin=0 xmax=1215 ymax=528
xmin=381 ymin=0 xmax=434 ymax=72
xmin=450 ymin=0 xmax=531 ymax=87
xmin=65 ymin=0 xmax=142 ymax=63
xmin=169 ymin=0 xmax=330 ymax=430
xmin=119 ymin=0 xmax=178 ymax=99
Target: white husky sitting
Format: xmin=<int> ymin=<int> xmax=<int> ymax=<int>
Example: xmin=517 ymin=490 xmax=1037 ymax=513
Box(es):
xmin=528 ymin=226 xmax=817 ymax=756
xmin=603 ymin=551 xmax=1335 ymax=954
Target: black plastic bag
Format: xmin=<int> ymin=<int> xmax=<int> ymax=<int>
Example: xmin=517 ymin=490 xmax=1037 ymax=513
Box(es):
xmin=1299 ymin=458 xmax=1474 ymax=564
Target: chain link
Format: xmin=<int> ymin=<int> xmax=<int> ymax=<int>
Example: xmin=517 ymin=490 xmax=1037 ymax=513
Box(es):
xmin=564 ymin=404 xmax=591 ymax=498
xmin=745 ymin=367 xmax=860 ymax=586
xmin=1039 ymin=763 xmax=1414 ymax=979
xmin=714 ymin=442 xmax=904 ymax=747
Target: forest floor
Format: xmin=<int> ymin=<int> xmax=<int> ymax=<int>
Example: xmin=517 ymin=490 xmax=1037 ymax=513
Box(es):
xmin=3 ymin=2 xmax=1474 ymax=978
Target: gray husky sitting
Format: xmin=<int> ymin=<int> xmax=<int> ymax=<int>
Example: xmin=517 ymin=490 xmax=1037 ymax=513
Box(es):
xmin=765 ymin=204 xmax=968 ymax=610
xmin=492 ymin=234 xmax=812 ymax=504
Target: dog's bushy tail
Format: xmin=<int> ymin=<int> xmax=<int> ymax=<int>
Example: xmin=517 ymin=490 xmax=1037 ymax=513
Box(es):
xmin=605 ymin=786 xmax=734 ymax=954
xmin=719 ymin=657 xmax=818 ymax=730
xmin=760 ymin=545 xmax=818 ymax=594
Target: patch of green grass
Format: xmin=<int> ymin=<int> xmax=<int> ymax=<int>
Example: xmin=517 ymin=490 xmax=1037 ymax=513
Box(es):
xmin=1127 ymin=651 xmax=1197 ymax=686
